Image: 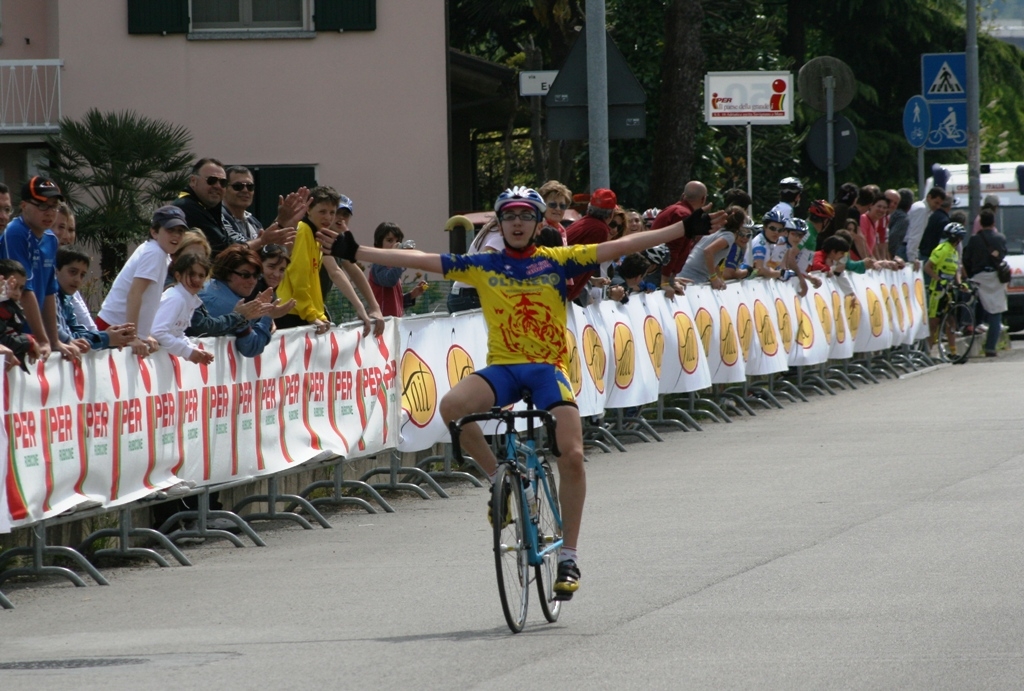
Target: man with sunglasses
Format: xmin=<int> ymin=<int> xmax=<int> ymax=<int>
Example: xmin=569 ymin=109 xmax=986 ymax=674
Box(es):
xmin=173 ymin=158 xmax=235 ymax=255
xmin=221 ymin=165 xmax=298 ymax=251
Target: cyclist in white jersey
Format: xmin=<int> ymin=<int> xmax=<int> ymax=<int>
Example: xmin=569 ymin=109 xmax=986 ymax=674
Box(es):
xmin=746 ymin=210 xmax=787 ymax=278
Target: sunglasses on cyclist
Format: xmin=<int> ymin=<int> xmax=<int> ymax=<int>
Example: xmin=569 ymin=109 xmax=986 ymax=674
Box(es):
xmin=231 ymin=270 xmax=261 ymax=280
xmin=545 ymin=201 xmax=569 ymax=210
xmin=500 ymin=212 xmax=537 ymax=222
xmin=204 ymin=176 xmax=228 ymax=187
xmin=230 ymin=182 xmax=255 ymax=192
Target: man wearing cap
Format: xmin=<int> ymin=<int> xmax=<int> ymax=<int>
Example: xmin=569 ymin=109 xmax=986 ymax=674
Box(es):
xmin=0 ymin=176 xmax=78 ymax=360
xmin=220 ymin=165 xmax=298 ymax=250
xmin=564 ymin=188 xmax=617 ymax=302
xmin=651 ymin=181 xmax=723 ymax=296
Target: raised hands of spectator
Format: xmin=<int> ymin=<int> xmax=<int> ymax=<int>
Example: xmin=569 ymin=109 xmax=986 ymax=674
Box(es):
xmin=235 ymin=289 xmax=276 ymax=321
xmin=188 ymin=348 xmax=215 ymax=365
xmin=259 ymin=222 xmax=298 ymax=249
xmin=275 ymin=187 xmax=311 ymax=229
xmin=106 ymin=324 xmax=135 ymax=349
xmin=269 ymin=297 xmax=297 ymax=320
xmin=409 ymin=280 xmax=428 ymax=300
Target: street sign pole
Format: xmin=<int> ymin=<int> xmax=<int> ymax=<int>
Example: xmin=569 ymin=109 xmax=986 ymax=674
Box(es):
xmin=966 ymin=0 xmax=981 ymax=222
xmin=585 ymin=0 xmax=610 ymax=191
xmin=918 ymin=147 xmax=925 ymax=199
xmin=746 ymin=123 xmax=753 ymax=207
xmin=825 ymin=76 xmax=835 ymax=202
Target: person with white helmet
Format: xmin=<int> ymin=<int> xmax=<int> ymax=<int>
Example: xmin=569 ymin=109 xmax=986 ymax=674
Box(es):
xmin=780 ymin=217 xmax=821 ymax=296
xmin=770 ymin=177 xmax=803 ymax=222
xmin=319 ymin=186 xmax=708 ymax=602
xmin=925 ymin=221 xmax=967 ymax=354
xmin=745 ymin=209 xmax=788 ymax=279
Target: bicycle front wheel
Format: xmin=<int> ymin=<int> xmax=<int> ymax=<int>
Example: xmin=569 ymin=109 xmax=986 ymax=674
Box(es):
xmin=535 ymin=462 xmax=562 ymax=623
xmin=938 ymin=302 xmax=975 ymax=364
xmin=493 ymin=464 xmax=529 ymax=633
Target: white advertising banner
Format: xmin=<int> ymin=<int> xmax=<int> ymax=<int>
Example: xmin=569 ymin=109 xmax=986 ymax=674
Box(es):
xmin=740 ymin=279 xmax=790 ymax=376
xmin=704 ymin=71 xmax=794 ymax=125
xmin=4 ymin=323 xmax=399 ymax=528
xmin=599 ymin=299 xmax=660 ymax=408
xmin=648 ymin=293 xmax=712 ymax=393
xmin=789 ymin=280 xmax=831 ymax=367
xmin=849 ymin=272 xmax=893 ymax=353
xmin=567 ymin=303 xmax=605 ymax=417
xmin=825 ymin=277 xmax=855 ymax=360
xmin=687 ymin=284 xmax=746 ymax=384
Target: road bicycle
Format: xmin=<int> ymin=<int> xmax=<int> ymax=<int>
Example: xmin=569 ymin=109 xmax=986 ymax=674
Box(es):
xmin=931 ymin=279 xmax=978 ymax=364
xmin=449 ymin=395 xmax=563 ymax=633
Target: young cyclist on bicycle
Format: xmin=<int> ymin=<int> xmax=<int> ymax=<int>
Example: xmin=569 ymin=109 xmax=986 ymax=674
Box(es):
xmin=318 ymin=186 xmax=721 ymax=600
xmin=924 ymin=221 xmax=966 ymax=353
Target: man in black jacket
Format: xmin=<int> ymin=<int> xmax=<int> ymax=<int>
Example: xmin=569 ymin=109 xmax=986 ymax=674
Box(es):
xmin=917 ymin=194 xmax=954 ymax=266
xmin=172 ymin=158 xmax=235 ymax=255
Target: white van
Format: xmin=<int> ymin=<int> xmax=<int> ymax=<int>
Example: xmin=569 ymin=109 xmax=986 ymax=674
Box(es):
xmin=925 ymin=162 xmax=1024 ymax=332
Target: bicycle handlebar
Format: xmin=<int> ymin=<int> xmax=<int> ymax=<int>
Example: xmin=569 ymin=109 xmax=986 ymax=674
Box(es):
xmin=448 ymin=407 xmax=561 ymax=462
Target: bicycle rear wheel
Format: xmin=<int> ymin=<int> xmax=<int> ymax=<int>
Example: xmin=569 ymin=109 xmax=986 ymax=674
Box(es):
xmin=493 ymin=464 xmax=529 ymax=633
xmin=938 ymin=302 xmax=975 ymax=364
xmin=535 ymin=461 xmax=562 ymax=623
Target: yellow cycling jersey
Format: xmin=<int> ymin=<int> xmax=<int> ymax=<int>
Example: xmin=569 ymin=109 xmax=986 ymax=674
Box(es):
xmin=441 ymin=244 xmax=599 ymax=371
xmin=928 ymin=240 xmax=960 ymax=279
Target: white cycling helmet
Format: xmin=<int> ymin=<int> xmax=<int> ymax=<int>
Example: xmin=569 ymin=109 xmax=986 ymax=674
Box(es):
xmin=494 ymin=186 xmax=546 ymax=217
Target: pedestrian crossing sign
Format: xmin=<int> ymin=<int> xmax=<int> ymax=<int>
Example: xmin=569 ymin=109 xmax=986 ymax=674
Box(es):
xmin=921 ymin=53 xmax=967 ymax=102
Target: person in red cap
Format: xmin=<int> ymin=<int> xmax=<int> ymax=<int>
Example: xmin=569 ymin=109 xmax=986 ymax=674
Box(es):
xmin=564 ymin=188 xmax=618 ymax=302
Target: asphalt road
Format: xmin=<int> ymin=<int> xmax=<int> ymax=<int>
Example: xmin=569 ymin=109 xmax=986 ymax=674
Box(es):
xmin=2 ymin=349 xmax=1024 ymax=690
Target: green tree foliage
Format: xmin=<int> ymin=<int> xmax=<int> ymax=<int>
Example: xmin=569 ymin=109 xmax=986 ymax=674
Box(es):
xmin=452 ymin=0 xmax=1024 ymax=212
xmin=42 ymin=109 xmax=193 ymax=276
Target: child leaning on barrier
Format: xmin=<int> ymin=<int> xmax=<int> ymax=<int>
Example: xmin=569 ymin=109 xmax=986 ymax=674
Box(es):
xmin=0 ymin=258 xmax=38 ymax=370
xmin=98 ymin=205 xmax=190 ymax=357
xmin=151 ymin=252 xmax=215 ymax=365
xmin=367 ymin=222 xmax=428 ymax=318
xmin=55 ymin=248 xmax=135 ymax=352
xmin=606 ymin=253 xmax=658 ymax=304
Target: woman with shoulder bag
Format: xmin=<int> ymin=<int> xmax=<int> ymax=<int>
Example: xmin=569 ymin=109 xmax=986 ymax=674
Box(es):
xmin=965 ymin=208 xmax=1008 ymax=357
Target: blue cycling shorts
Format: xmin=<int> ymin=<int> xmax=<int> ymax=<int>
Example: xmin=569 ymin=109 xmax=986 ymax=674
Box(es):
xmin=472 ymin=363 xmax=577 ymax=411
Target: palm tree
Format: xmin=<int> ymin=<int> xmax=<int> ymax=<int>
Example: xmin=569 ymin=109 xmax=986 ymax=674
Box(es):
xmin=41 ymin=109 xmax=193 ymax=277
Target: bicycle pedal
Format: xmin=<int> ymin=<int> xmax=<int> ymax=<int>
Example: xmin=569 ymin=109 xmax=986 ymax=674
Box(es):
xmin=552 ymin=591 xmax=574 ymax=602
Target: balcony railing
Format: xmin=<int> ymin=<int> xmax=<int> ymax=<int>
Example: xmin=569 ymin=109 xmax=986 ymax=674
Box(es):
xmin=0 ymin=60 xmax=63 ymax=134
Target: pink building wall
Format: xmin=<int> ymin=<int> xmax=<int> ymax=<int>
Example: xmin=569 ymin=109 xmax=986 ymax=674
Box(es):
xmin=2 ymin=0 xmax=451 ymax=253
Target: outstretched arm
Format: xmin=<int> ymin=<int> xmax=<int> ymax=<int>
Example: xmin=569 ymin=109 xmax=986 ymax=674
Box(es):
xmin=596 ymin=220 xmax=685 ymax=263
xmin=317 ymin=225 xmax=444 ymax=274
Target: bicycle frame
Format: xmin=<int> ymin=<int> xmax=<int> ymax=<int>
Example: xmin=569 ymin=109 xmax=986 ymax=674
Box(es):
xmin=504 ymin=432 xmax=563 ymax=567
xmin=450 ymin=407 xmax=563 ymax=563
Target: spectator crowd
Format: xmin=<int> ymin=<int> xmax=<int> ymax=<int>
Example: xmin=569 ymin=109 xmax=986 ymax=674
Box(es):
xmin=0 ymin=161 xmax=1011 ymax=381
